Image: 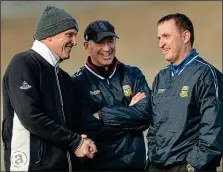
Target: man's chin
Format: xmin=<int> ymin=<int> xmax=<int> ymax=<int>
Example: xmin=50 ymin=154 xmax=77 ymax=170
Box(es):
xmin=103 ymin=61 xmax=113 ymax=66
xmin=62 ymin=55 xmax=70 ymax=60
xmin=164 ymin=56 xmax=172 ymax=63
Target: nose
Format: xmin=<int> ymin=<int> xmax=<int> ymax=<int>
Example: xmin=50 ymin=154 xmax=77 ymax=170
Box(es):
xmin=159 ymin=38 xmax=165 ymax=49
xmin=102 ymin=42 xmax=111 ymax=51
xmin=71 ymin=36 xmax=77 ymax=46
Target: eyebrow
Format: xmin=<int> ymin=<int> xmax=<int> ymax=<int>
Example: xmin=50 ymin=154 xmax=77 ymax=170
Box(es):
xmin=65 ymin=30 xmax=77 ymax=34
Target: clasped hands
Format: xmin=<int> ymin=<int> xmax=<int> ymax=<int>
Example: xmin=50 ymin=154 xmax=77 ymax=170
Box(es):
xmin=74 ymin=134 xmax=97 ymax=159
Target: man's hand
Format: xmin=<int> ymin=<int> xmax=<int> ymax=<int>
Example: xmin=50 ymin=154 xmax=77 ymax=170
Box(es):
xmin=74 ymin=134 xmax=97 ymax=159
xmin=186 ymin=163 xmax=195 ymax=172
xmin=81 ymin=134 xmax=97 ymax=152
xmin=129 ymin=92 xmax=146 ymax=106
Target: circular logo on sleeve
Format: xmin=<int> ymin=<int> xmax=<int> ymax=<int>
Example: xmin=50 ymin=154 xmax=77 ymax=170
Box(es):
xmin=11 ymin=151 xmax=28 ymax=168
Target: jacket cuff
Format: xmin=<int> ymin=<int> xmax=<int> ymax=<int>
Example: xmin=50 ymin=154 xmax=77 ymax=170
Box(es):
xmin=98 ymin=110 xmax=103 ymax=121
xmin=69 ymin=134 xmax=82 ymax=153
xmin=186 ymin=154 xmax=198 ymax=170
xmin=73 ymin=137 xmax=84 ymax=153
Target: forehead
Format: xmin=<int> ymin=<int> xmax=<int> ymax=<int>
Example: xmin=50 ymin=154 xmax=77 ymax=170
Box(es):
xmin=91 ymin=36 xmax=115 ymax=45
xmin=157 ymin=19 xmax=179 ymax=35
xmin=62 ymin=28 xmax=78 ymax=35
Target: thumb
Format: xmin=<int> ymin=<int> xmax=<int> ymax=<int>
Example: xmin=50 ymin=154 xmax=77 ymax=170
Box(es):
xmin=81 ymin=134 xmax=87 ymax=139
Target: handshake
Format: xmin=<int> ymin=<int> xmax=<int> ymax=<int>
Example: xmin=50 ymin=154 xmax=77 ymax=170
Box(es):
xmin=74 ymin=134 xmax=97 ymax=159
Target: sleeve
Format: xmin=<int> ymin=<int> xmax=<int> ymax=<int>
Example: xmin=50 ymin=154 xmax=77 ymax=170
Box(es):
xmin=5 ymin=56 xmax=81 ymax=153
xmin=71 ymin=74 xmax=125 ymax=140
xmin=98 ymin=69 xmax=152 ymax=131
xmin=186 ymin=68 xmax=223 ymax=169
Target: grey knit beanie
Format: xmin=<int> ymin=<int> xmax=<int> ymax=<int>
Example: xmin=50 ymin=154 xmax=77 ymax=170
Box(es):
xmin=34 ymin=6 xmax=78 ymax=40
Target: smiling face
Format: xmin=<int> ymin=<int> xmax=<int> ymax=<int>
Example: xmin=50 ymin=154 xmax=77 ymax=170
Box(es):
xmin=47 ymin=28 xmax=78 ymax=60
xmin=157 ymin=19 xmax=190 ymax=65
xmin=84 ymin=36 xmax=116 ymax=67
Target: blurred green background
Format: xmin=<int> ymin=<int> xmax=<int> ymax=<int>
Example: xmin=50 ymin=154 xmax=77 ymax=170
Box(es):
xmin=1 ymin=1 xmax=222 ymax=171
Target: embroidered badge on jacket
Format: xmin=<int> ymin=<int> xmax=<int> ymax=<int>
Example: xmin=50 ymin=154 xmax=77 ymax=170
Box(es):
xmin=122 ymin=85 xmax=132 ymax=97
xmin=180 ymin=86 xmax=189 ymax=98
xmin=158 ymin=89 xmax=165 ymax=94
xmin=20 ymin=81 xmax=32 ymax=90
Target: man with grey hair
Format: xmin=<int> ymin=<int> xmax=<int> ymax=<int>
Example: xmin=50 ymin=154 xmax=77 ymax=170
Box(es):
xmin=2 ymin=6 xmax=97 ymax=171
xmin=71 ymin=20 xmax=152 ymax=170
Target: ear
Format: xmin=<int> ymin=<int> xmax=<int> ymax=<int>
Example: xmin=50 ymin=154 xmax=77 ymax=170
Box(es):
xmin=84 ymin=41 xmax=89 ymax=51
xmin=183 ymin=30 xmax=191 ymax=44
xmin=46 ymin=37 xmax=52 ymax=42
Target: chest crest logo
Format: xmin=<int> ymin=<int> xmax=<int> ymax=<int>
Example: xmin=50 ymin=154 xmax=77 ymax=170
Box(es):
xmin=180 ymin=86 xmax=189 ymax=98
xmin=158 ymin=89 xmax=165 ymax=94
xmin=122 ymin=85 xmax=132 ymax=97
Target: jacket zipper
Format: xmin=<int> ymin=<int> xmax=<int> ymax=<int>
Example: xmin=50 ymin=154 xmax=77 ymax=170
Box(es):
xmin=54 ymin=65 xmax=72 ymax=172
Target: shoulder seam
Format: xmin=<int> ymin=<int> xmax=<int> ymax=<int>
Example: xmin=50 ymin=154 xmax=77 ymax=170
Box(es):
xmin=7 ymin=50 xmax=36 ymax=74
xmin=195 ymin=59 xmax=219 ymax=98
xmin=72 ymin=66 xmax=85 ymax=78
xmin=162 ymin=65 xmax=169 ymax=70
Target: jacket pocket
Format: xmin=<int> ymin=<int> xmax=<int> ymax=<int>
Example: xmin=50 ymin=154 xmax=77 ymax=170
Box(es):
xmin=35 ymin=139 xmax=45 ymax=164
xmin=2 ymin=119 xmax=9 ymax=150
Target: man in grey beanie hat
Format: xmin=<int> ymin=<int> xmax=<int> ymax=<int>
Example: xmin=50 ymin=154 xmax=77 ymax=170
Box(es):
xmin=2 ymin=5 xmax=97 ymax=172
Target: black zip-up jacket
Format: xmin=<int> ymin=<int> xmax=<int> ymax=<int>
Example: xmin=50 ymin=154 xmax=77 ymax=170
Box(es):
xmin=146 ymin=55 xmax=223 ymax=170
xmin=71 ymin=58 xmax=152 ymax=170
xmin=2 ymin=49 xmax=81 ymax=171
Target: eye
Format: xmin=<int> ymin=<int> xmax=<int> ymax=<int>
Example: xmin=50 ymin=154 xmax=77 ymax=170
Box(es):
xmin=109 ymin=39 xmax=115 ymax=43
xmin=163 ymin=34 xmax=169 ymax=39
xmin=65 ymin=32 xmax=74 ymax=38
xmin=66 ymin=34 xmax=72 ymax=37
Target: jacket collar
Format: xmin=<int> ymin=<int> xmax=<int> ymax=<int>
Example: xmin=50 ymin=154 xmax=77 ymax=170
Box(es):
xmin=85 ymin=56 xmax=119 ymax=79
xmin=31 ymin=40 xmax=60 ymax=67
xmin=170 ymin=49 xmax=199 ymax=76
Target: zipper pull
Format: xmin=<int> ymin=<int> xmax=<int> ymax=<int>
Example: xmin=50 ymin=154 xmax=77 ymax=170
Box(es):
xmin=107 ymin=79 xmax=110 ymax=85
